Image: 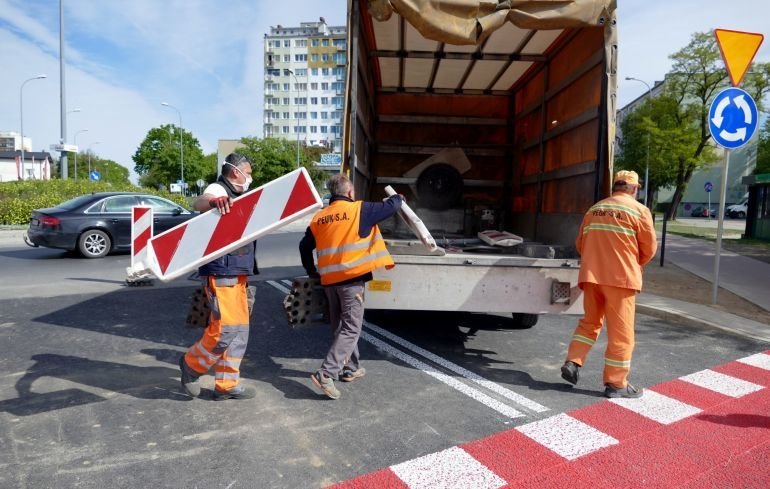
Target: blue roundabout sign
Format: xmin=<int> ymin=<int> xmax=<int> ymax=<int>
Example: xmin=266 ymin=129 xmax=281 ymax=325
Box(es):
xmin=708 ymin=87 xmax=758 ymax=149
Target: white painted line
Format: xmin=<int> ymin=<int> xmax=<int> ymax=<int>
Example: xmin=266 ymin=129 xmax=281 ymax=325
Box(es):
xmin=390 ymin=446 xmax=505 ymax=489
xmin=609 ymin=389 xmax=701 ymax=424
xmin=266 ymin=281 xmax=526 ymax=419
xmin=737 ymin=352 xmax=770 ymax=371
xmin=361 ymin=332 xmax=524 ymax=419
xmin=364 ymin=321 xmax=549 ymax=414
xmin=680 ymin=369 xmax=763 ymax=398
xmin=516 ymin=413 xmax=618 ymax=461
xmin=266 ymin=280 xmax=290 ymax=294
xmin=281 ymin=279 xmax=293 ymax=287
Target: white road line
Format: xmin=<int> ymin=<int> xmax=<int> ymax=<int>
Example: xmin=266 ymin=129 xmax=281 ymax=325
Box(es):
xmin=516 ymin=413 xmax=618 ymax=461
xmin=609 ymin=389 xmax=701 ymax=424
xmin=365 ymin=321 xmax=549 ymax=413
xmin=361 ymin=332 xmax=524 ymax=419
xmin=737 ymin=352 xmax=770 ymax=371
xmin=265 ymin=280 xmax=526 ymax=419
xmin=680 ymin=369 xmax=763 ymax=398
xmin=266 ymin=280 xmax=290 ymax=294
xmin=390 ymin=446 xmax=505 ymax=489
xmin=281 ymin=279 xmax=293 ymax=287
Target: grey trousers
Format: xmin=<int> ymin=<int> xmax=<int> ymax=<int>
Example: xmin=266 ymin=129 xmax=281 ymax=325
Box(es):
xmin=320 ymin=281 xmax=365 ymax=378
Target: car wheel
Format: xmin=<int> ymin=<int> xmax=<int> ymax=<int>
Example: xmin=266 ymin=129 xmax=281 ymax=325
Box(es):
xmin=78 ymin=229 xmax=111 ymax=258
xmin=737 ymin=211 xmax=746 ymax=219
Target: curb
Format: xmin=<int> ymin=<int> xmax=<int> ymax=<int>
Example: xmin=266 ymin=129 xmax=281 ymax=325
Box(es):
xmin=637 ymin=303 xmax=770 ymax=343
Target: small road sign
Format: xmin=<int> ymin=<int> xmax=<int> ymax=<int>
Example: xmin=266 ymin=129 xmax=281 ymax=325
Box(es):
xmin=196 ymin=179 xmax=206 ymax=188
xmin=50 ymin=143 xmax=78 ymax=152
xmin=704 ymin=182 xmax=713 ymax=193
xmin=89 ymin=170 xmax=101 ymax=181
xmin=708 ymin=87 xmax=758 ymax=149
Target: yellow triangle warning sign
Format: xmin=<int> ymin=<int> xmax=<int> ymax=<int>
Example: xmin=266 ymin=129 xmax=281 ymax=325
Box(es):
xmin=715 ymin=29 xmax=764 ymax=87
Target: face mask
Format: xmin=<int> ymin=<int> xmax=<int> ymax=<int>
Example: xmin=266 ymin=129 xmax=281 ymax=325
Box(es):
xmin=226 ymin=162 xmax=252 ymax=191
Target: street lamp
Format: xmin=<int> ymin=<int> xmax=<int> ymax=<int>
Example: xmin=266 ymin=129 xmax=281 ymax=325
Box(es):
xmin=286 ymin=69 xmax=301 ymax=168
xmin=161 ymin=102 xmax=184 ymax=189
xmin=19 ymin=74 xmax=47 ymax=180
xmin=73 ymin=129 xmax=88 ymax=180
xmin=88 ymin=141 xmax=100 ymax=178
xmin=625 ymin=76 xmax=652 ymax=208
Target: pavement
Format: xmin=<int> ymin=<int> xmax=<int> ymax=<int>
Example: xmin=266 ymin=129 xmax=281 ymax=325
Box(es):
xmin=637 ymin=232 xmax=770 ymax=343
xmin=3 ymin=219 xmax=768 ymax=343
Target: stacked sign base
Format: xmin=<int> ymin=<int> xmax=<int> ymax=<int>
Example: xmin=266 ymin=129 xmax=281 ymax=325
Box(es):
xmin=283 ymin=277 xmax=328 ymax=328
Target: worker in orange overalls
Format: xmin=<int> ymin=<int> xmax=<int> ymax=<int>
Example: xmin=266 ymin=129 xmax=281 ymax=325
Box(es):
xmin=560 ymin=170 xmax=657 ymax=398
xmin=299 ymin=173 xmax=403 ymax=400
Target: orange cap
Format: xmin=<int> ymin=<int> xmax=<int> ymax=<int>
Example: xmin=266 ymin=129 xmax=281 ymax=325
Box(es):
xmin=614 ymin=170 xmax=639 ymax=186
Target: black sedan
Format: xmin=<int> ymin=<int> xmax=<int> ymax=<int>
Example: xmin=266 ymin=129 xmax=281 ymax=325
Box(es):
xmin=25 ymin=192 xmax=197 ymax=258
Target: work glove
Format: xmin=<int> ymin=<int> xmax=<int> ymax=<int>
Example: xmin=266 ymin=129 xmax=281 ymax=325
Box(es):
xmin=307 ymin=270 xmax=321 ymax=279
xmin=209 ymin=196 xmax=232 ymax=215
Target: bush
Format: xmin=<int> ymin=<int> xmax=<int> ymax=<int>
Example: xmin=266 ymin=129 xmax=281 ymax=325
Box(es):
xmin=0 ymin=180 xmax=189 ymax=225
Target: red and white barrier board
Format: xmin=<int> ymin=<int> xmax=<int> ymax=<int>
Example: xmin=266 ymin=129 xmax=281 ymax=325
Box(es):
xmin=130 ymin=206 xmax=153 ymax=269
xmin=142 ymin=168 xmax=321 ymax=282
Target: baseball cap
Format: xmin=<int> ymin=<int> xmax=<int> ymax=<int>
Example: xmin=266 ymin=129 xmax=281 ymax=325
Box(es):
xmin=614 ymin=170 xmax=639 ymax=186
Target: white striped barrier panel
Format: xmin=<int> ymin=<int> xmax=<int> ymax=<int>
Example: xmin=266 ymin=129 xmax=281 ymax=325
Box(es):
xmin=126 ymin=206 xmax=155 ymax=281
xmin=137 ymin=168 xmax=321 ymax=282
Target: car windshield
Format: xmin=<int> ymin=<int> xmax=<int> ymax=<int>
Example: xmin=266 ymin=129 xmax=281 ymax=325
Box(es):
xmin=57 ymin=194 xmax=100 ymax=210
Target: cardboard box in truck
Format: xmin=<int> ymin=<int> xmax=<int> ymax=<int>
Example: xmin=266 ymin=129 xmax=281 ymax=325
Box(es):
xmin=341 ymin=0 xmax=617 ymax=327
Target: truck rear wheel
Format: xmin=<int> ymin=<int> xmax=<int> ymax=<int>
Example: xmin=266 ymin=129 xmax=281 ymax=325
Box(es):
xmin=511 ymin=313 xmax=538 ymax=329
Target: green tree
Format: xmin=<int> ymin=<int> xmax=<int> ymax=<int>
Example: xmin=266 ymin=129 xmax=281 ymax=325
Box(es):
xmin=617 ymin=94 xmax=701 ymax=208
xmin=132 ymin=124 xmax=206 ymax=190
xmin=236 ymin=137 xmax=327 ymax=188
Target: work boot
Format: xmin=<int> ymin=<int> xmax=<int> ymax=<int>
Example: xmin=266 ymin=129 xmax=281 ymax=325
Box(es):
xmin=561 ymin=361 xmax=580 ymax=385
xmin=340 ymin=367 xmax=366 ymax=382
xmin=604 ymin=383 xmax=644 ymax=399
xmin=213 ymin=384 xmax=257 ymax=401
xmin=179 ymin=355 xmax=201 ymax=398
xmin=311 ymin=371 xmax=341 ymax=400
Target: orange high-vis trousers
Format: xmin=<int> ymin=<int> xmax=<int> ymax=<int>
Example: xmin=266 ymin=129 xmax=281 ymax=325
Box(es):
xmin=184 ymin=276 xmax=250 ymax=393
xmin=566 ymin=282 xmax=637 ymax=388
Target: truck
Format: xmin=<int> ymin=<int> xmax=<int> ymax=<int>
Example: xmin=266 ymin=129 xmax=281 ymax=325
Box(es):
xmin=341 ymin=0 xmax=617 ymax=327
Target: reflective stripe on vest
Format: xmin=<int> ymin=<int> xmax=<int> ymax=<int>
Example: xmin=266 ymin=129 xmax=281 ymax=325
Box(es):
xmin=310 ymin=200 xmax=394 ymax=285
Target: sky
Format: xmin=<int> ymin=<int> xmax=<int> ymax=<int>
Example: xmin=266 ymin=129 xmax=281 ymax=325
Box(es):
xmin=1 ymin=0 xmax=768 ymax=183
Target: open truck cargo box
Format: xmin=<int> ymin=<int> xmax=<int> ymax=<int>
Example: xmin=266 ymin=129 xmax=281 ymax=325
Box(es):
xmin=341 ymin=0 xmax=618 ymax=320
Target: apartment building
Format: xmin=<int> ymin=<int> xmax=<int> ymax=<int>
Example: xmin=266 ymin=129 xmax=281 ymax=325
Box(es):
xmin=263 ymin=18 xmax=347 ymax=153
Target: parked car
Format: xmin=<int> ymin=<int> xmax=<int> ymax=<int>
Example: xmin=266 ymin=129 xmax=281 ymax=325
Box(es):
xmin=726 ymin=199 xmax=747 ymax=219
xmin=690 ymin=205 xmax=717 ymax=218
xmin=24 ymin=192 xmax=197 ymax=258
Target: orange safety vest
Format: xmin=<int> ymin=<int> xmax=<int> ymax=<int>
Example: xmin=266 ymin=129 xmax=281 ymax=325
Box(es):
xmin=310 ymin=200 xmax=395 ymax=286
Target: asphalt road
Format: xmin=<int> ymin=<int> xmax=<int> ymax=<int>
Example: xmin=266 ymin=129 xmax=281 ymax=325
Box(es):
xmin=0 ymin=231 xmax=767 ymax=488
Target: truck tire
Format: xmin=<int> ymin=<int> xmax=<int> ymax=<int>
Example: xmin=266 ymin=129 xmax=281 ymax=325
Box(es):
xmin=78 ymin=229 xmax=111 ymax=258
xmin=511 ymin=313 xmax=538 ymax=329
xmin=416 ymin=164 xmax=463 ymax=210
xmin=737 ymin=211 xmax=746 ymax=219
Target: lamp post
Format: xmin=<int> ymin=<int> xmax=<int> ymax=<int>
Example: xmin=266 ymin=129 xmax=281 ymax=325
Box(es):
xmin=286 ymin=69 xmax=301 ymax=168
xmin=19 ymin=74 xmax=47 ymax=180
xmin=73 ymin=129 xmax=88 ymax=180
xmin=625 ymin=77 xmax=652 ymax=208
xmin=161 ymin=102 xmax=184 ymax=190
xmin=88 ymin=141 xmax=100 ymax=178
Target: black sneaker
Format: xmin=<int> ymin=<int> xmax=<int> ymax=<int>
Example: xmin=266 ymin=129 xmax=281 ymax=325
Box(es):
xmin=311 ymin=371 xmax=341 ymax=399
xmin=179 ymin=355 xmax=201 ymax=397
xmin=213 ymin=384 xmax=257 ymax=401
xmin=561 ymin=361 xmax=580 ymax=385
xmin=605 ymin=383 xmax=644 ymax=399
xmin=340 ymin=367 xmax=366 ymax=382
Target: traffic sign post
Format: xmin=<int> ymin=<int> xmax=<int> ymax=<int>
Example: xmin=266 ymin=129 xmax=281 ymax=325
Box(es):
xmin=709 ymin=26 xmax=762 ymax=305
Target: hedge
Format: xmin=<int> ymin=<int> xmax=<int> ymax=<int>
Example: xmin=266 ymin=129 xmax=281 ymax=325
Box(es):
xmin=0 ymin=180 xmax=189 ymax=225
